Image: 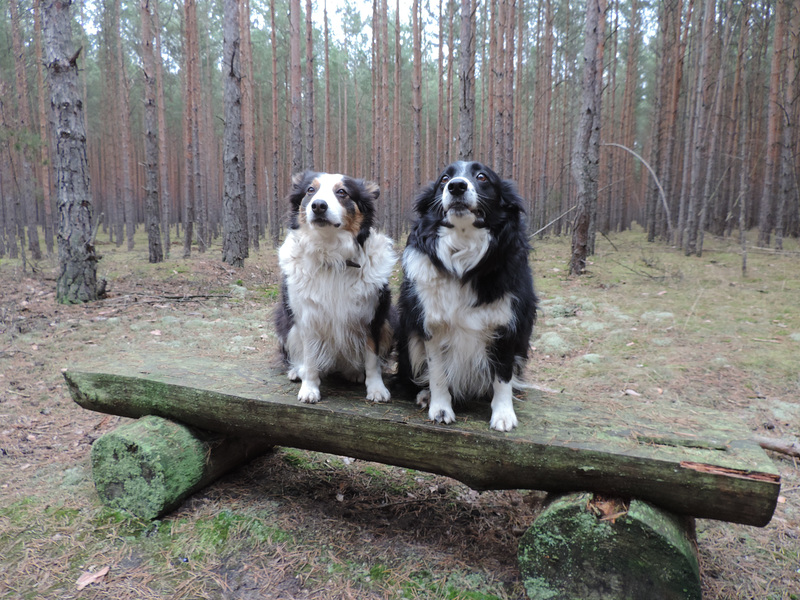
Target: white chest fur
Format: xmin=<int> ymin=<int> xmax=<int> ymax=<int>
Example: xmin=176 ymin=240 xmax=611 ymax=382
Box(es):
xmin=403 ymin=246 xmax=513 ymax=397
xmin=279 ymin=228 xmax=395 ymax=372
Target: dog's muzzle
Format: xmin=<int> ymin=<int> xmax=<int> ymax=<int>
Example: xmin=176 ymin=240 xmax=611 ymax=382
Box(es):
xmin=442 ymin=178 xmax=485 ymax=227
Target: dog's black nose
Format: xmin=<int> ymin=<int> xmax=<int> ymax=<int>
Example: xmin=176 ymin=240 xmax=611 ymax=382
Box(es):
xmin=447 ymin=179 xmax=468 ymax=196
xmin=311 ymin=200 xmax=328 ymax=215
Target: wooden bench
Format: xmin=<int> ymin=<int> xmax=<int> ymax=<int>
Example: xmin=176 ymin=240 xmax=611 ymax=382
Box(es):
xmin=65 ymin=352 xmax=781 ymax=600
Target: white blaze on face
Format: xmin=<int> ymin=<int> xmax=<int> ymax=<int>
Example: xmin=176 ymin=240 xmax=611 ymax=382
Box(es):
xmin=441 ymin=175 xmax=479 ymax=212
xmin=304 ymin=173 xmax=348 ymax=227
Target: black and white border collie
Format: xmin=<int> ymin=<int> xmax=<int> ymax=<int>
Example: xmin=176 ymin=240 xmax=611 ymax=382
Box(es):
xmin=275 ymin=171 xmax=396 ymax=404
xmin=397 ymin=161 xmax=538 ymax=431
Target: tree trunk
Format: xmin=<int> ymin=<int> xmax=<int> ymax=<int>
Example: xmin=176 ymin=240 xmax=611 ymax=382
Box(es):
xmin=113 ymin=0 xmax=135 ymax=251
xmin=43 ymin=0 xmax=99 ymax=304
xmin=240 ymin=0 xmax=258 ymax=250
xmin=9 ymin=0 xmax=43 ymax=261
xmin=457 ymin=0 xmax=476 ymax=160
xmin=182 ymin=0 xmax=198 ymax=258
xmin=776 ymin=0 xmax=799 ymax=249
xmin=151 ymin=0 xmax=171 ymax=257
xmin=304 ymin=0 xmax=315 ymax=170
xmin=323 ymin=0 xmax=333 ymax=169
xmin=683 ymin=0 xmax=714 ymax=256
xmin=412 ymin=0 xmax=422 ymax=190
xmin=757 ymin=0 xmax=789 ymax=247
xmin=270 ymin=0 xmax=281 ymax=246
xmin=392 ymin=0 xmax=401 ymax=237
xmin=570 ymin=0 xmax=606 ymax=275
xmin=222 ymin=0 xmax=248 ymax=267
xmin=33 ymin=0 xmax=55 ymax=255
xmin=289 ymin=0 xmax=303 ymax=172
xmin=140 ymin=0 xmax=164 ymax=264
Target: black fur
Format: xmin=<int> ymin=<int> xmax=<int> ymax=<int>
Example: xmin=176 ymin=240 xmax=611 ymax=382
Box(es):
xmin=397 ymin=161 xmax=538 ymax=399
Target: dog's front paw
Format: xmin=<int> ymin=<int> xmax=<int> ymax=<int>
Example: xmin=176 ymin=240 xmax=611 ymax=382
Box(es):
xmin=415 ymin=389 xmax=431 ymax=408
xmin=489 ymin=408 xmax=518 ymax=432
xmin=429 ymin=405 xmax=456 ymax=424
xmin=287 ymin=367 xmax=301 ymax=382
xmin=298 ymin=382 xmax=321 ymax=404
xmin=366 ymin=382 xmax=391 ymax=403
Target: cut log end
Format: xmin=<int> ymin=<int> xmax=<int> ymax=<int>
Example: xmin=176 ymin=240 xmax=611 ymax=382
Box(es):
xmin=91 ymin=415 xmax=272 ymax=520
xmin=518 ymin=492 xmax=701 ymax=600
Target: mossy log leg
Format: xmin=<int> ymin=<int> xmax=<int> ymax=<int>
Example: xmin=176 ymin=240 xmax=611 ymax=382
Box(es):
xmin=91 ymin=415 xmax=273 ymax=520
xmin=518 ymin=492 xmax=701 ymax=600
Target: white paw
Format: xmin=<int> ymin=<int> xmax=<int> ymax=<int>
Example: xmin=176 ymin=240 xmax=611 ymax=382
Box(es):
xmin=415 ymin=389 xmax=431 ymax=408
xmin=287 ymin=367 xmax=301 ymax=382
xmin=298 ymin=382 xmax=321 ymax=404
xmin=366 ymin=382 xmax=391 ymax=403
xmin=428 ymin=394 xmax=456 ymax=425
xmin=489 ymin=407 xmax=518 ymax=432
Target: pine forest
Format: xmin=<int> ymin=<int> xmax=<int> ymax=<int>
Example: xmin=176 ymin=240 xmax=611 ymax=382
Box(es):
xmin=1 ymin=0 xmax=799 ymax=271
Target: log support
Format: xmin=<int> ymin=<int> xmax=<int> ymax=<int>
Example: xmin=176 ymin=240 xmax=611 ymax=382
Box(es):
xmin=91 ymin=415 xmax=273 ymax=520
xmin=518 ymin=492 xmax=701 ymax=600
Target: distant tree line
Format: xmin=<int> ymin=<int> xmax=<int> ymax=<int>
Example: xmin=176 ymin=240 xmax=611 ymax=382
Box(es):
xmin=1 ymin=0 xmax=798 ymax=274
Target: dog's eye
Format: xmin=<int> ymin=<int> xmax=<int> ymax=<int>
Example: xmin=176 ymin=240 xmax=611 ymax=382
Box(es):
xmin=306 ymin=186 xmax=315 ymax=195
xmin=336 ymin=189 xmax=348 ymax=198
xmin=441 ymin=175 xmax=450 ymax=185
xmin=476 ymin=173 xmax=487 ymax=182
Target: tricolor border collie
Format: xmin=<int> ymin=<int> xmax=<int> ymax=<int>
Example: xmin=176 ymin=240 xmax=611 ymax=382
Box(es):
xmin=397 ymin=161 xmax=537 ymax=431
xmin=275 ymin=171 xmax=396 ymax=404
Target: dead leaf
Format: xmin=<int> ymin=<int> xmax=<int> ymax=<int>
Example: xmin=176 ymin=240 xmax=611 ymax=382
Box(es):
xmin=150 ymin=330 xmax=162 ymax=336
xmin=76 ymin=566 xmax=109 ymax=590
xmin=624 ymin=389 xmax=641 ymax=397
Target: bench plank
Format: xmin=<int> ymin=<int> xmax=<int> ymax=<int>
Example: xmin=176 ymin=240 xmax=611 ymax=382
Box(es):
xmin=65 ymin=353 xmax=780 ymax=526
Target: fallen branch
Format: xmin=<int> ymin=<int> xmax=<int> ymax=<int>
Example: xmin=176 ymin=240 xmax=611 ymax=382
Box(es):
xmin=753 ymin=436 xmax=800 ymax=459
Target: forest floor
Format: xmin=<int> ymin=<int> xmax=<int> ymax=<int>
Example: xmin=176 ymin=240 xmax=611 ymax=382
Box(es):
xmin=1 ymin=229 xmax=799 ymax=599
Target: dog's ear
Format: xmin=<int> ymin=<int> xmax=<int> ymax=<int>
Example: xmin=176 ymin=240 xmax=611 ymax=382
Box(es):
xmin=291 ymin=171 xmax=308 ymax=190
xmin=413 ymin=180 xmax=439 ymax=215
xmin=287 ymin=171 xmax=313 ymax=229
xmin=500 ymin=179 xmax=525 ymax=212
xmin=362 ymin=180 xmax=380 ymax=201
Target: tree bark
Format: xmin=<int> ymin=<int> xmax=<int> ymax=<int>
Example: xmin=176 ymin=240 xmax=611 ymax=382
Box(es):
xmin=9 ymin=0 xmax=43 ymax=261
xmin=114 ymin=0 xmax=135 ymax=251
xmin=222 ymin=0 xmax=248 ymax=267
xmin=289 ymin=0 xmax=303 ymax=172
xmin=412 ymin=0 xmax=422 ymax=190
xmin=182 ymin=0 xmax=199 ymax=258
xmin=240 ymin=0 xmax=258 ymax=250
xmin=757 ymin=0 xmax=789 ymax=247
xmin=570 ymin=0 xmax=606 ymax=275
xmin=269 ymin=0 xmax=281 ymax=246
xmin=304 ymin=0 xmax=315 ymax=170
xmin=140 ymin=0 xmax=164 ymax=264
xmin=33 ymin=0 xmax=55 ymax=255
xmin=43 ymin=0 xmax=99 ymax=304
xmin=151 ymin=0 xmax=171 ymax=257
xmin=683 ymin=0 xmax=713 ymax=256
xmin=457 ymin=0 xmax=476 ymax=160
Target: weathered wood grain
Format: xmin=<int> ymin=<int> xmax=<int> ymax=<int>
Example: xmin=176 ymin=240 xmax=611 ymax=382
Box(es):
xmin=65 ymin=352 xmax=780 ymax=526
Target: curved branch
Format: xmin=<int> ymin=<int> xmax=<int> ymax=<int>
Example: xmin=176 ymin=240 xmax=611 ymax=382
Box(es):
xmin=602 ymin=142 xmax=673 ymax=238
